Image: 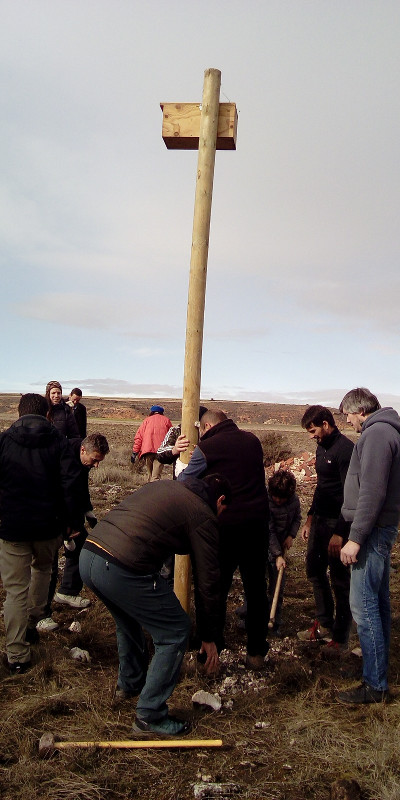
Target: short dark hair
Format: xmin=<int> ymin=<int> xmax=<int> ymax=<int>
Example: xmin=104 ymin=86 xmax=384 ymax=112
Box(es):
xmin=301 ymin=405 xmax=335 ymax=429
xmin=18 ymin=393 xmax=48 ymax=418
xmin=201 ymin=409 xmax=227 ymax=427
xmin=71 ymin=388 xmax=82 ymax=397
xmin=202 ymin=473 xmax=232 ymax=509
xmin=268 ymin=469 xmax=296 ymax=499
xmin=339 ymin=388 xmax=381 ymax=416
xmin=82 ymin=433 xmax=110 ymax=456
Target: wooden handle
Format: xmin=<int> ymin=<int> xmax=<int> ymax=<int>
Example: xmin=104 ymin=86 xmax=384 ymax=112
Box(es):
xmin=56 ymin=739 xmax=223 ymax=750
xmin=269 ymin=548 xmax=287 ymax=625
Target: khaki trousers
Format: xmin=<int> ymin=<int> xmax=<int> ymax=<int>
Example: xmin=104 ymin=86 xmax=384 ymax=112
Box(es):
xmin=0 ymin=537 xmax=60 ymax=664
xmin=143 ymin=453 xmax=164 ymax=482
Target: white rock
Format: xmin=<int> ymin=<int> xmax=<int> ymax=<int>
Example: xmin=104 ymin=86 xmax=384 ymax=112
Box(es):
xmin=193 ymin=783 xmax=241 ymax=798
xmin=192 ymin=690 xmax=222 ymax=711
xmin=70 ymin=646 xmax=91 ymax=663
xmin=68 ymin=621 xmax=82 ymax=633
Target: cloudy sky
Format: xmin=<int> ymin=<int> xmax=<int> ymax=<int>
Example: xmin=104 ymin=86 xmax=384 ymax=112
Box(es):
xmin=1 ymin=1 xmax=399 ymax=408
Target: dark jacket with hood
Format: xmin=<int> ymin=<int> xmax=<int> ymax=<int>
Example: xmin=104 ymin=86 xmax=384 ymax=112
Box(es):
xmin=84 ymin=477 xmax=221 ymax=642
xmin=0 ymin=415 xmax=83 ymax=541
xmin=341 ymin=407 xmax=400 ymax=546
xmin=268 ymin=493 xmax=302 ymax=559
xmin=178 ymin=419 xmax=269 ymax=525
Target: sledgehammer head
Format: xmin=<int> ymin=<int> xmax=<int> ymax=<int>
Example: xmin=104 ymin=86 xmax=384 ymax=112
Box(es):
xmin=39 ymin=732 xmax=56 ymax=758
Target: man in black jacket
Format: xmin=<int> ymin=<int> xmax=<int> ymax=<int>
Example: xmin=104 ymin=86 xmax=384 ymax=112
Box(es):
xmin=297 ymin=406 xmax=354 ymax=650
xmin=79 ymin=474 xmax=231 ymax=737
xmin=178 ymin=409 xmax=270 ymax=670
xmin=0 ymin=393 xmax=82 ymax=673
xmin=67 ymin=387 xmax=87 ymax=439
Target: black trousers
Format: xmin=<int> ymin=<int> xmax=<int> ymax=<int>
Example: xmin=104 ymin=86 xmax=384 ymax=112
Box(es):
xmin=306 ymin=514 xmax=352 ymax=644
xmin=218 ymin=518 xmax=269 ymax=656
xmin=45 ymin=530 xmax=87 ymax=615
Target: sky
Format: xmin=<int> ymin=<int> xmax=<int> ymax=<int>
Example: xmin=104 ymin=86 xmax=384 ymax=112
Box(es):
xmin=1 ymin=1 xmax=400 ymax=409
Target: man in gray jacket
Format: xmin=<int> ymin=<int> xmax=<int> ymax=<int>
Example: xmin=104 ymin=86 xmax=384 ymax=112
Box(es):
xmin=338 ymin=387 xmax=400 ymax=704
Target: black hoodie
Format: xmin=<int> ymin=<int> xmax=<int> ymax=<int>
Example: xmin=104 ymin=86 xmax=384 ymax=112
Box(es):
xmin=0 ymin=414 xmax=82 ymax=541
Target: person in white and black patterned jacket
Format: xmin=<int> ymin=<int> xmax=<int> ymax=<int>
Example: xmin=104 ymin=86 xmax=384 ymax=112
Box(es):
xmin=157 ymin=406 xmax=208 ymax=479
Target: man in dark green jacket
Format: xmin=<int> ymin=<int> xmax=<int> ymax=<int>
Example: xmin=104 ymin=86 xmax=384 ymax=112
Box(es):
xmin=80 ymin=474 xmax=230 ymax=737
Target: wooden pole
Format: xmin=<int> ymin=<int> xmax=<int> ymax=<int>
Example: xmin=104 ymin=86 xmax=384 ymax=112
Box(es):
xmin=174 ymin=68 xmax=221 ymax=611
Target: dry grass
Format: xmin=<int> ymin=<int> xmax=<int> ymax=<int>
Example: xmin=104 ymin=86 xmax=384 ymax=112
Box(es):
xmin=1 ymin=415 xmax=400 ymax=799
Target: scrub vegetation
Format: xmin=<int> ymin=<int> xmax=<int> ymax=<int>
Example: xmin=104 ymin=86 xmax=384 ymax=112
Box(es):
xmin=0 ymin=397 xmax=399 ymax=800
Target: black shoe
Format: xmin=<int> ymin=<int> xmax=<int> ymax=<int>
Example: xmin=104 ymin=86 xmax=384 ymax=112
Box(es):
xmin=337 ymin=681 xmax=389 ymax=705
xmin=132 ymin=715 xmax=191 ymax=737
xmin=25 ymin=627 xmax=40 ymax=645
xmin=9 ymin=661 xmax=32 ymax=675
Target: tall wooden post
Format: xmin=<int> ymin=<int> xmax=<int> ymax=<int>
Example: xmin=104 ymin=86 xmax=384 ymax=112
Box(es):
xmin=174 ymin=68 xmax=221 ymax=610
xmin=161 ymin=70 xmax=237 ymax=611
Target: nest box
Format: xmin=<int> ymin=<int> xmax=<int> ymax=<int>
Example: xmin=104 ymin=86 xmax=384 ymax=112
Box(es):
xmin=160 ymin=102 xmax=237 ymax=150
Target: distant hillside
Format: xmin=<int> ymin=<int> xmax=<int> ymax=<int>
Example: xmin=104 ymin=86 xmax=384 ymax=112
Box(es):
xmin=0 ymin=393 xmax=346 ymax=428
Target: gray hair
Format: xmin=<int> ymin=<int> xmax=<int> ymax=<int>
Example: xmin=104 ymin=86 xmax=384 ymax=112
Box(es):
xmin=82 ymin=433 xmax=110 ymax=456
xmin=339 ymin=387 xmax=381 ymax=415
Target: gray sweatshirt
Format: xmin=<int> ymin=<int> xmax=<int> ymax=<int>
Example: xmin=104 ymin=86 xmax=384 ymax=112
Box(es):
xmin=341 ymin=407 xmax=400 ymax=546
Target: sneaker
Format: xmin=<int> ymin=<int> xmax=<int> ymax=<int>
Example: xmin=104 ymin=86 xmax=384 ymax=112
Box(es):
xmin=25 ymin=627 xmax=40 ymax=644
xmin=36 ymin=617 xmax=59 ymax=632
xmin=320 ymin=640 xmax=348 ymax=659
xmin=297 ymin=619 xmax=332 ymax=643
xmin=112 ymin=686 xmax=141 ymax=708
xmin=54 ymin=593 xmax=91 ymax=609
xmin=337 ymin=681 xmax=389 ymax=705
xmin=9 ymin=661 xmax=32 ymax=675
xmin=132 ymin=715 xmax=191 ymax=737
xmin=245 ymin=654 xmax=266 ymax=670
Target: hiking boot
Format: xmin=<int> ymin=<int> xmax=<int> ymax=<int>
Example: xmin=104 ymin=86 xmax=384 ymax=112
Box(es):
xmin=36 ymin=617 xmax=59 ymax=632
xmin=54 ymin=593 xmax=90 ymax=609
xmin=337 ymin=681 xmax=389 ymax=705
xmin=297 ymin=619 xmax=332 ymax=643
xmin=320 ymin=640 xmax=348 ymax=659
xmin=25 ymin=627 xmax=40 ymax=644
xmin=9 ymin=661 xmax=32 ymax=675
xmin=245 ymin=654 xmax=266 ymax=670
xmin=132 ymin=715 xmax=191 ymax=737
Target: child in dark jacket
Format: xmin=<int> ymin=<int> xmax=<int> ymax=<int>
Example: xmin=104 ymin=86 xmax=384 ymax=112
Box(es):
xmin=268 ymin=470 xmax=301 ymax=635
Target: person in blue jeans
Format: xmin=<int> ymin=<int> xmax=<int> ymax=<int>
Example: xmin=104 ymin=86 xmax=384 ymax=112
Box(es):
xmin=79 ymin=474 xmax=231 ymax=737
xmin=338 ymin=388 xmax=400 ymax=704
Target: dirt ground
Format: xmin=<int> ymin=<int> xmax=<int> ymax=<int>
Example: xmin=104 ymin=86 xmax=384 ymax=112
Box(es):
xmin=1 ymin=399 xmax=399 ymax=800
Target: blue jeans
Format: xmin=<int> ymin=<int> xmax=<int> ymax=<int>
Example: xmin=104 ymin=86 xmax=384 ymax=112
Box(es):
xmin=350 ymin=525 xmax=398 ymax=691
xmin=79 ymin=549 xmax=190 ymax=721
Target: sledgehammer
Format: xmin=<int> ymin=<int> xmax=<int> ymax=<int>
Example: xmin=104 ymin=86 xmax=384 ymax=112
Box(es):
xmin=38 ymin=732 xmax=223 ymax=757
